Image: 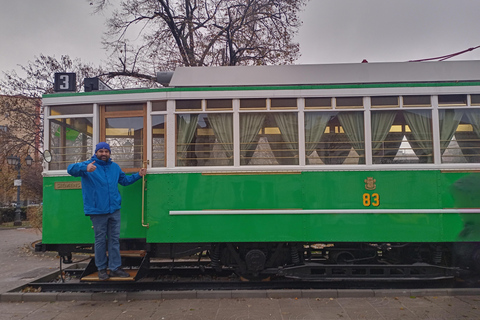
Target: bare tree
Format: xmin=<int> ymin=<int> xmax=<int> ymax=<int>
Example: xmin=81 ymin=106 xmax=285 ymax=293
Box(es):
xmin=92 ymin=0 xmax=308 ymax=78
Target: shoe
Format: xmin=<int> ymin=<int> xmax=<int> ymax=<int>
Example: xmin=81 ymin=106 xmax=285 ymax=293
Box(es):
xmin=110 ymin=268 xmax=130 ymax=278
xmin=98 ymin=269 xmax=109 ymax=280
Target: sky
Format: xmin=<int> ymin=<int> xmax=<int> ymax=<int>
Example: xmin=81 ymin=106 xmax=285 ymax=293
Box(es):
xmin=1 ymin=0 xmax=480 ymax=76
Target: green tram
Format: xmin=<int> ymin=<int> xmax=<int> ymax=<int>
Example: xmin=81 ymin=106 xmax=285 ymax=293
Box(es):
xmin=40 ymin=61 xmax=480 ymax=279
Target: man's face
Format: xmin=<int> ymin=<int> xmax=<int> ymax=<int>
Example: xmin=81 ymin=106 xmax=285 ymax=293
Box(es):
xmin=96 ymin=148 xmax=110 ymax=161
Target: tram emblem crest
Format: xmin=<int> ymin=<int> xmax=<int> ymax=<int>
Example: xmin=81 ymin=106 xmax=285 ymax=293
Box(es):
xmin=364 ymin=177 xmax=376 ymax=190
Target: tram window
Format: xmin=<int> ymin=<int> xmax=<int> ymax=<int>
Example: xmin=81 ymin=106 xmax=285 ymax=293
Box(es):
xmin=50 ymin=104 xmax=93 ymax=115
xmin=371 ymin=110 xmax=433 ymax=164
xmin=104 ymin=117 xmax=144 ymax=169
xmin=305 ymin=111 xmax=364 ymax=165
xmin=270 ymin=98 xmax=297 ymax=109
xmin=403 ymin=95 xmax=431 ymax=107
xmin=49 ymin=117 xmax=93 ymax=170
xmin=240 ymin=98 xmax=267 ymax=109
xmin=441 ymin=108 xmax=480 ymax=163
xmin=240 ymin=112 xmax=298 ymax=165
xmin=335 ymin=97 xmax=363 ymax=109
xmin=176 ymin=113 xmax=233 ymax=166
xmin=438 ymin=94 xmax=467 ymax=106
xmin=152 ymin=115 xmax=166 ymax=167
xmin=105 ymin=104 xmax=143 ymax=112
xmin=152 ymin=100 xmax=167 ymax=111
xmin=176 ymin=100 xmax=202 ymax=111
xmin=371 ymin=96 xmax=399 ymax=108
xmin=305 ymin=97 xmax=332 ymax=109
xmin=471 ymin=95 xmax=480 ymax=105
xmin=206 ymin=99 xmax=232 ymax=110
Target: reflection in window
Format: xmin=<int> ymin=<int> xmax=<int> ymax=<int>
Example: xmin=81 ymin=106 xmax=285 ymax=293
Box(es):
xmin=105 ymin=117 xmax=144 ymax=168
xmin=371 ymin=110 xmax=433 ymax=164
xmin=240 ymin=113 xmax=298 ymax=165
xmin=441 ymin=109 xmax=480 ymax=163
xmin=152 ymin=115 xmax=165 ymax=167
xmin=305 ymin=111 xmax=364 ymax=165
xmin=49 ymin=117 xmax=93 ymax=170
xmin=176 ymin=113 xmax=233 ymax=166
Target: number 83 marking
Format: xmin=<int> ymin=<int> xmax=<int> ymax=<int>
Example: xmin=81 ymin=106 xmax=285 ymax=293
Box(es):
xmin=363 ymin=193 xmax=380 ymax=207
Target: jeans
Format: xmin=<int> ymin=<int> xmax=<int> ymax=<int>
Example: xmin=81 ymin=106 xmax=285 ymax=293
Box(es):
xmin=89 ymin=210 xmax=122 ymax=271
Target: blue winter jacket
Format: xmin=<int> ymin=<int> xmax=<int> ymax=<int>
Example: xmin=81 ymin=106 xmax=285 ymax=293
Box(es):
xmin=67 ymin=155 xmax=142 ymax=215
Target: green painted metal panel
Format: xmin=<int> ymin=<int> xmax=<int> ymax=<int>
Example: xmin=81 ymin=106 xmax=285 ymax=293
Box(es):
xmin=143 ymin=170 xmax=478 ymax=243
xmin=43 ymin=170 xmax=480 ymax=245
xmin=42 ymin=176 xmax=146 ymax=244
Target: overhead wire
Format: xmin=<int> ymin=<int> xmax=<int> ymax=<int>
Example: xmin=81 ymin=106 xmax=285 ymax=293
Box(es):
xmin=408 ymin=45 xmax=480 ymax=62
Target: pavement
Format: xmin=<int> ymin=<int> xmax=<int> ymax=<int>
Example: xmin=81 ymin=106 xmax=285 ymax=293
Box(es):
xmin=2 ymin=228 xmax=480 ymax=319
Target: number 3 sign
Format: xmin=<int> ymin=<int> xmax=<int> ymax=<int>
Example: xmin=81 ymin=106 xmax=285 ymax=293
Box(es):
xmin=54 ymin=73 xmax=76 ymax=92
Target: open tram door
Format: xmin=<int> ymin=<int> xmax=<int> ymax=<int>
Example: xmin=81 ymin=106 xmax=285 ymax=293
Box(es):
xmin=86 ymin=104 xmax=151 ymax=281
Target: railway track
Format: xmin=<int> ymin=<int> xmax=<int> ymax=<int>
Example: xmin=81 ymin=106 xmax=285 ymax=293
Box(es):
xmin=14 ymin=259 xmax=472 ymax=293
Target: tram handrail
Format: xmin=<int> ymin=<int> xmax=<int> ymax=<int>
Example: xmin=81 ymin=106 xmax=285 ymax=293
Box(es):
xmin=142 ymin=160 xmax=149 ymax=228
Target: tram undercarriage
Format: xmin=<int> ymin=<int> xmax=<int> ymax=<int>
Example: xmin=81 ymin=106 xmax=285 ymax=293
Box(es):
xmin=37 ymin=241 xmax=480 ymax=281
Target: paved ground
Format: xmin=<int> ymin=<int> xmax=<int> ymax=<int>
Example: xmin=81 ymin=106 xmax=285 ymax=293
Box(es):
xmin=2 ymin=228 xmax=480 ymax=319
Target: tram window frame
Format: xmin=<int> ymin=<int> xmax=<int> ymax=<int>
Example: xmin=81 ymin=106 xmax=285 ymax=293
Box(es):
xmin=101 ymin=104 xmax=147 ymax=173
xmin=48 ymin=116 xmax=94 ymax=170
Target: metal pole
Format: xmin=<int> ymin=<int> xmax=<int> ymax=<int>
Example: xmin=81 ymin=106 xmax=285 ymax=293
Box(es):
xmin=13 ymin=165 xmax=22 ymax=226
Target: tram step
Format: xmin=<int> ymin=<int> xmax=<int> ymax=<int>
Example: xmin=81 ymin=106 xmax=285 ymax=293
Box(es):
xmin=81 ymin=269 xmax=138 ymax=282
xmin=120 ymin=250 xmax=147 ymax=258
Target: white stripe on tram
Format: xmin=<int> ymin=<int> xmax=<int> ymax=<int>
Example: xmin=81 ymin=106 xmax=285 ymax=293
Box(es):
xmin=169 ymin=209 xmax=480 ymax=215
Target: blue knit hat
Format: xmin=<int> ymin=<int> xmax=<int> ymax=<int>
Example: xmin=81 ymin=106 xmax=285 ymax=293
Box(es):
xmin=95 ymin=142 xmax=111 ymax=153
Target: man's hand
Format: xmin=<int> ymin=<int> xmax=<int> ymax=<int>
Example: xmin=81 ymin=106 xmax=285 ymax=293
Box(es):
xmin=139 ymin=168 xmax=147 ymax=177
xmin=87 ymin=161 xmax=97 ymax=172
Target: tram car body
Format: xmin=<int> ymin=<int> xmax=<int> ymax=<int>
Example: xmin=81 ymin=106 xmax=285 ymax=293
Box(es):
xmin=40 ymin=61 xmax=480 ymax=278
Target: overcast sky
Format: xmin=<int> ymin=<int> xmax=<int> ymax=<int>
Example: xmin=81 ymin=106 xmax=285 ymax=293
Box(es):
xmin=1 ymin=0 xmax=480 ymax=76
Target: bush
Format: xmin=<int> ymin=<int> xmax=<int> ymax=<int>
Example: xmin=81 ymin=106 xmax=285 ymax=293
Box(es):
xmin=27 ymin=205 xmax=43 ymax=231
xmin=0 ymin=207 xmax=27 ymax=223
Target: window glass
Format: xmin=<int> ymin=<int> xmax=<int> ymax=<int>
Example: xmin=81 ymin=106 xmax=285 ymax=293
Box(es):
xmin=305 ymin=97 xmax=332 ymax=109
xmin=440 ymin=109 xmax=480 ymax=163
xmin=152 ymin=115 xmax=166 ymax=167
xmin=152 ymin=101 xmax=167 ymax=111
xmin=270 ymin=98 xmax=297 ymax=109
xmin=403 ymin=95 xmax=431 ymax=107
xmin=471 ymin=95 xmax=480 ymax=105
xmin=240 ymin=112 xmax=298 ymax=165
xmin=371 ymin=96 xmax=399 ymax=108
xmin=305 ymin=111 xmax=364 ymax=165
xmin=105 ymin=104 xmax=143 ymax=112
xmin=371 ymin=110 xmax=433 ymax=164
xmin=206 ymin=99 xmax=232 ymax=110
xmin=240 ymin=98 xmax=266 ymax=109
xmin=176 ymin=100 xmax=202 ymax=110
xmin=438 ymin=94 xmax=467 ymax=106
xmin=49 ymin=117 xmax=93 ymax=170
xmin=50 ymin=104 xmax=93 ymax=115
xmin=176 ymin=113 xmax=233 ymax=166
xmin=336 ymin=97 xmax=363 ymax=108
xmin=104 ymin=117 xmax=144 ymax=168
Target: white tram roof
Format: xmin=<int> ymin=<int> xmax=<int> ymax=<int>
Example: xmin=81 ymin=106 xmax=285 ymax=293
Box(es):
xmin=169 ymin=60 xmax=480 ymax=87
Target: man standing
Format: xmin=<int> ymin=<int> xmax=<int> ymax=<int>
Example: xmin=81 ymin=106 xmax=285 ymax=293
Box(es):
xmin=67 ymin=142 xmax=147 ymax=280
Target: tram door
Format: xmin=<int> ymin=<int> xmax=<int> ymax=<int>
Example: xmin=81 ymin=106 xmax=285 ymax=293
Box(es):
xmin=100 ymin=104 xmax=148 ymax=238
